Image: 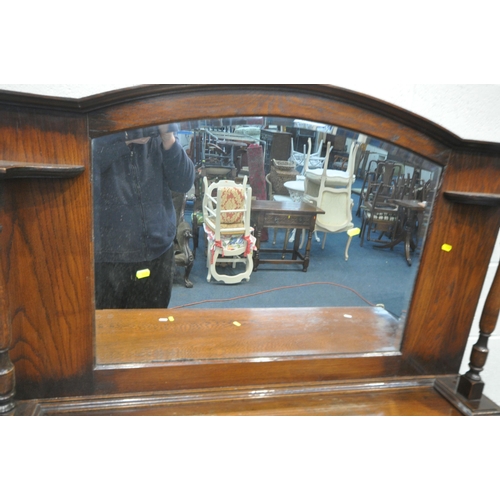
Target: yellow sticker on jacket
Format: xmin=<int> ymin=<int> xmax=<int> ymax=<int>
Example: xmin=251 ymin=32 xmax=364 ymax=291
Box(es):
xmin=441 ymin=244 xmax=453 ymax=253
xmin=136 ymin=269 xmax=151 ymax=280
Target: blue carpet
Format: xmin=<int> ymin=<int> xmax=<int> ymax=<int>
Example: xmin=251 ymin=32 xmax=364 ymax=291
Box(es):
xmin=170 ymin=190 xmax=421 ymax=320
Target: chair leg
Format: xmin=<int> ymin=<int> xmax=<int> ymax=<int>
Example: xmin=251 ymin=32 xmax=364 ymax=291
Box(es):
xmin=206 ymin=245 xmax=213 ymax=282
xmin=192 ymin=217 xmax=200 ymax=258
xmin=346 ymin=228 xmax=361 ymax=260
xmin=184 ymin=260 xmax=194 ymax=288
xmin=210 ymin=253 xmax=254 ymax=285
xmin=360 ymin=219 xmax=368 ymax=247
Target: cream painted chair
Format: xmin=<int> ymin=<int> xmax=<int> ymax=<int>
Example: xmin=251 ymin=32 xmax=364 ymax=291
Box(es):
xmin=302 ymin=141 xmax=361 ymax=260
xmin=291 ymin=137 xmax=324 ymax=172
xmin=202 ymin=176 xmax=255 ymax=284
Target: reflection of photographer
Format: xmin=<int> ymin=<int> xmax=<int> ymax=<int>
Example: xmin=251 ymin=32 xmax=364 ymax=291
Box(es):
xmin=93 ymin=124 xmax=195 ymax=309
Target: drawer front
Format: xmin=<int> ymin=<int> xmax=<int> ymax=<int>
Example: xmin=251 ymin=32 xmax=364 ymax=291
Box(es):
xmin=263 ymin=213 xmax=313 ymax=228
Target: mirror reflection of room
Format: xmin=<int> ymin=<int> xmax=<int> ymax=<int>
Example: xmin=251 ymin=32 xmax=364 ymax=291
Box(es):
xmin=92 ymin=116 xmax=441 ymax=327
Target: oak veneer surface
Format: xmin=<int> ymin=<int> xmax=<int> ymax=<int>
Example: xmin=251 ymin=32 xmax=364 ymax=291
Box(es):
xmin=1 ymin=85 xmax=499 ymax=407
xmin=24 ymin=383 xmax=462 ymax=416
xmin=0 ymin=104 xmax=93 ymax=399
xmin=96 ymin=307 xmax=401 ymax=365
xmin=402 ymin=151 xmax=500 ymax=375
xmin=87 ymin=85 xmax=451 ymax=166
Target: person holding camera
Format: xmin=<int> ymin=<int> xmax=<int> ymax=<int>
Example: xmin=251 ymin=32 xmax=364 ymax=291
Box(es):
xmin=93 ymin=124 xmax=195 ymax=309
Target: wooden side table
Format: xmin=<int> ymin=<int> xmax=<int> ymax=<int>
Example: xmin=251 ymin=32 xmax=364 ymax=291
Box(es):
xmin=251 ymin=200 xmax=324 ymax=272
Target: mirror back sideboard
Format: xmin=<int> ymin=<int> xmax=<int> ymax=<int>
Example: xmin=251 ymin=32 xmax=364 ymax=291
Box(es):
xmin=1 ymin=84 xmax=499 ymax=416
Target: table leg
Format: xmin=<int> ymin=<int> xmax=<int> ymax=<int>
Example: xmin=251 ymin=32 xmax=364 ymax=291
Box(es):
xmin=253 ymin=217 xmax=262 ymax=271
xmin=403 ymin=210 xmax=420 ymax=267
xmin=292 ymin=227 xmax=300 ymax=262
xmin=404 ymin=232 xmax=413 ymax=266
xmin=302 ymin=228 xmax=315 ymax=272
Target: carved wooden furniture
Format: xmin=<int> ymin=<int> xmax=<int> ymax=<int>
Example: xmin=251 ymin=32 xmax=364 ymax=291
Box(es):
xmin=390 ymin=199 xmax=427 ymax=266
xmin=251 ymin=200 xmax=324 ymax=272
xmin=1 ymin=84 xmax=499 ymax=416
xmin=172 ymin=192 xmax=195 ymax=289
xmin=360 ymin=179 xmax=401 ymax=248
xmin=260 ymin=129 xmax=292 ymax=173
xmin=355 ymin=160 xmax=402 ymax=217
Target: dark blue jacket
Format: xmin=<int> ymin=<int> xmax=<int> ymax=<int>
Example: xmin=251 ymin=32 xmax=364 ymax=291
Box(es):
xmin=93 ymin=132 xmax=195 ymax=263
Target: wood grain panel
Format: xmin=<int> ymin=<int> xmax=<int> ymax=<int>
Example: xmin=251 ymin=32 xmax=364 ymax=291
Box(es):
xmin=88 ymin=87 xmax=451 ymax=166
xmin=26 ymin=379 xmax=462 ymax=416
xmin=94 ymin=354 xmax=406 ymax=395
xmin=0 ymin=161 xmax=84 ymax=179
xmin=0 ymin=105 xmax=94 ymax=399
xmin=403 ymin=151 xmax=500 ymax=374
xmin=94 ymin=307 xmax=404 ymax=394
xmin=96 ymin=307 xmax=401 ymax=365
xmin=0 ymin=226 xmax=15 ymax=412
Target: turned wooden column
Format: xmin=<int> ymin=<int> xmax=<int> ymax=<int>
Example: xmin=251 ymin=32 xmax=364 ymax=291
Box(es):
xmin=458 ymin=261 xmax=500 ymax=401
xmin=0 ymin=225 xmax=15 ymax=414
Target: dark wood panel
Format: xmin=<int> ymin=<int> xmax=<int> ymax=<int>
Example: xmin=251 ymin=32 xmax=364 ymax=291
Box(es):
xmin=23 ymin=379 xmax=462 ymax=416
xmin=436 ymin=376 xmax=500 ymax=416
xmin=0 ymin=227 xmax=15 ymax=413
xmin=87 ymin=88 xmax=452 ymax=166
xmin=0 ymin=106 xmax=94 ymax=399
xmin=0 ymin=161 xmax=84 ymax=179
xmin=96 ymin=307 xmax=401 ymax=365
xmin=402 ymin=151 xmax=500 ymax=374
xmin=444 ymin=192 xmax=500 ymax=207
xmin=94 ymin=355 xmax=405 ymax=395
xmin=95 ymin=307 xmax=405 ymax=394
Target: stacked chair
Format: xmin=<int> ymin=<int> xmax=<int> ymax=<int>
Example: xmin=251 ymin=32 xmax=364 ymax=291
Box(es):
xmin=302 ymin=141 xmax=362 ymax=260
xmin=359 ymin=164 xmax=435 ymax=251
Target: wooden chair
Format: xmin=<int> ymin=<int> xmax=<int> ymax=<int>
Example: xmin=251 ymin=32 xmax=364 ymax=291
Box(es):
xmin=355 ymin=160 xmax=403 ymax=218
xmin=172 ymin=192 xmax=195 ymax=288
xmin=359 ymin=181 xmax=400 ymax=247
xmin=202 ymin=176 xmax=255 ymax=284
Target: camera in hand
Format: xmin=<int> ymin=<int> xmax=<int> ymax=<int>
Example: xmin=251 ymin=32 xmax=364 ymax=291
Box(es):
xmin=125 ymin=124 xmax=179 ymax=141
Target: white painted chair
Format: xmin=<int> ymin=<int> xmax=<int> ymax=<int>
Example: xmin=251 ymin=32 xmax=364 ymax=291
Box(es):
xmin=302 ymin=141 xmax=362 ymax=260
xmin=291 ymin=137 xmax=326 ymax=172
xmin=203 ymin=176 xmax=255 ymax=284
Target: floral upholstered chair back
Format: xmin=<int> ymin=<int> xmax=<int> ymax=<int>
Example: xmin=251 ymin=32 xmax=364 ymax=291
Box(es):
xmin=203 ymin=177 xmax=253 ymax=238
xmin=219 ymin=186 xmax=246 ymax=227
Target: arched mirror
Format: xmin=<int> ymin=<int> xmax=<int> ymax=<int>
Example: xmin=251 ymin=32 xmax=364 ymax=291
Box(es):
xmin=92 ymin=114 xmax=442 ymax=367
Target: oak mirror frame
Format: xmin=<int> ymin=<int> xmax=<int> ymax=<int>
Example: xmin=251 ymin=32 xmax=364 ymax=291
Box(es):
xmin=92 ymin=115 xmax=442 ymax=365
xmin=3 ymin=84 xmax=499 ymax=402
xmin=87 ymin=84 xmax=469 ymax=395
